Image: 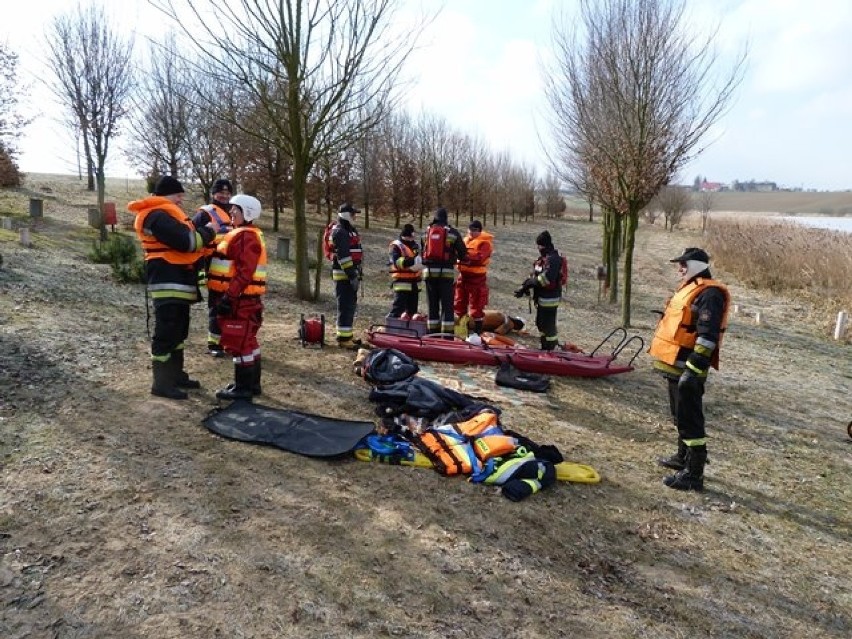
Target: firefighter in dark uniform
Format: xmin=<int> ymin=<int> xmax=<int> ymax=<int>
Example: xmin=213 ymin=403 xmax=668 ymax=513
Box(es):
xmin=421 ymin=207 xmax=467 ymax=335
xmin=191 ymin=178 xmax=233 ymax=357
xmin=649 ymin=247 xmax=730 ymax=491
xmin=330 ymin=203 xmax=363 ymax=348
xmin=130 ymin=176 xmax=215 ymax=400
xmin=514 ymin=230 xmax=564 ymax=350
xmin=387 ymin=223 xmax=423 ymax=318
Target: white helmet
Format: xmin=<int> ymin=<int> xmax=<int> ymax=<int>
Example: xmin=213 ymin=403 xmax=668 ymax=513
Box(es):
xmin=230 ymin=194 xmax=262 ymax=222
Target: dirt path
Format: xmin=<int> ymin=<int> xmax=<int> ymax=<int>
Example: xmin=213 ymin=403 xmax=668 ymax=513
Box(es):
xmin=1 ymin=180 xmax=850 ymax=638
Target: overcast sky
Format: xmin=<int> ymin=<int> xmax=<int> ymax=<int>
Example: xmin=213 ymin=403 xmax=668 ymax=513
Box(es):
xmin=4 ymin=0 xmax=852 ymax=190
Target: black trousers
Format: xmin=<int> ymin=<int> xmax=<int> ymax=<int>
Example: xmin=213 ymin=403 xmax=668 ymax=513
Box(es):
xmin=389 ymin=285 xmax=419 ymax=318
xmin=152 ymin=303 xmax=190 ymax=359
xmin=667 ymin=377 xmax=706 ymax=441
xmin=425 ymin=277 xmax=454 ymax=332
xmin=334 ymin=279 xmax=358 ymax=339
xmin=535 ymin=305 xmax=559 ymax=350
xmin=207 ymin=290 xmax=224 ymax=343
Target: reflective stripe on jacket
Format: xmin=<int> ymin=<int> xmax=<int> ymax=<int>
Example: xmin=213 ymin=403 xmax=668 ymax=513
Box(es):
xmin=389 ymin=239 xmax=421 ymax=281
xmin=208 ymin=226 xmax=268 ymax=296
xmin=648 ymin=278 xmax=730 ymax=373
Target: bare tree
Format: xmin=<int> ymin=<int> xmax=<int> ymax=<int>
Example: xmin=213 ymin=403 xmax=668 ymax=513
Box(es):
xmin=540 ymin=172 xmax=566 ymax=218
xmin=46 ymin=3 xmax=135 ymax=241
xmin=697 ymin=189 xmax=714 ymax=231
xmin=544 ymin=0 xmax=745 ymax=326
xmin=656 ymin=185 xmax=692 ymax=230
xmin=155 ymin=0 xmax=420 ymax=300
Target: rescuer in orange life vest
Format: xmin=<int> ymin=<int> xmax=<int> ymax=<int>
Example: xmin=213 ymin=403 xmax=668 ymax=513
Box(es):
xmin=192 ymin=178 xmax=234 ymax=357
xmin=209 ymin=194 xmax=268 ymax=401
xmin=648 ymin=247 xmax=730 ymax=492
xmin=387 ymin=223 xmax=423 ymax=318
xmin=130 ymin=176 xmax=216 ymax=400
xmin=454 ymin=219 xmax=493 ymax=335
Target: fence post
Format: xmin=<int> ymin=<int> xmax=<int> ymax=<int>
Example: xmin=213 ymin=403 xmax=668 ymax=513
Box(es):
xmin=277 ymin=236 xmax=291 ymax=261
xmin=29 ymin=198 xmax=43 ymax=218
xmin=835 ymin=311 xmax=849 ymax=340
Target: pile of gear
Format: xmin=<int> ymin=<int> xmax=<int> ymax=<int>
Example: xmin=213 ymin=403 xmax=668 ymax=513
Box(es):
xmin=353 ymin=348 xmax=563 ymax=501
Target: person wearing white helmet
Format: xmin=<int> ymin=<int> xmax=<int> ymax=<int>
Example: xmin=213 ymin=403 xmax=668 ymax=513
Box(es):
xmin=649 ymin=247 xmax=731 ymax=491
xmin=208 ymin=194 xmax=268 ymax=401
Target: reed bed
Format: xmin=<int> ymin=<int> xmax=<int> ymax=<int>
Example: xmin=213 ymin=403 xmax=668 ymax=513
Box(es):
xmin=705 ymin=219 xmax=852 ymax=305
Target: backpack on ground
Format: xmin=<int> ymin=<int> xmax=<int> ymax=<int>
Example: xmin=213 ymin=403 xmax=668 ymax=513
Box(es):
xmin=362 ymin=348 xmax=420 ymax=386
xmin=422 ymin=224 xmax=448 ymax=262
xmin=322 ymin=222 xmax=337 ymax=261
xmin=495 ymin=359 xmax=551 ymax=393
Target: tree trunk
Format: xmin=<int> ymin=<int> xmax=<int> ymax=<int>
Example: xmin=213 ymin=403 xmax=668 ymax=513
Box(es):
xmin=96 ymin=164 xmax=107 ymax=241
xmin=292 ymin=158 xmax=312 ymax=300
xmin=620 ymin=210 xmax=639 ymax=328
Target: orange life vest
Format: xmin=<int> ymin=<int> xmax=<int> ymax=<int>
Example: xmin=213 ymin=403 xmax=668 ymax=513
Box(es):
xmin=648 ymin=278 xmax=730 ymax=370
xmin=458 ymin=231 xmax=493 ymax=276
xmin=389 ymin=239 xmax=420 ymax=281
xmin=414 ymin=411 xmax=518 ymax=476
xmin=199 ymin=203 xmax=233 ymax=256
xmin=207 ymin=226 xmax=268 ymax=296
xmin=130 ymin=196 xmax=205 ymax=265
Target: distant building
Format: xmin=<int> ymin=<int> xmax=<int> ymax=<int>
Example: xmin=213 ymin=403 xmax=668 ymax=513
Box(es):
xmin=700 ymin=180 xmax=723 ymax=192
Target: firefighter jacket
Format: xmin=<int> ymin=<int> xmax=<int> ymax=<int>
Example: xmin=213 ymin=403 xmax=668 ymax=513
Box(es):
xmin=130 ymin=196 xmax=213 ymax=305
xmin=530 ymin=247 xmax=563 ymax=307
xmin=649 ymin=275 xmax=730 ymax=378
xmin=421 ymin=223 xmax=467 ymax=279
xmin=389 ymin=238 xmax=422 ymax=287
xmin=208 ymin=225 xmax=268 ymax=299
xmin=458 ymin=230 xmax=493 ymax=277
xmin=192 ymin=203 xmax=233 ymax=259
xmin=331 ymin=219 xmax=363 ymax=282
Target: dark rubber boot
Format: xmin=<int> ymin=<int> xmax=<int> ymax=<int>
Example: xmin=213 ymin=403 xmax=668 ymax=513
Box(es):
xmin=172 ymin=350 xmax=201 ymax=389
xmin=663 ymin=445 xmax=706 ymax=491
xmin=151 ymin=359 xmax=188 ymax=400
xmin=658 ymin=439 xmax=687 ymax=470
xmin=216 ymin=365 xmax=254 ymax=401
xmin=252 ymin=359 xmax=262 ymax=396
xmin=473 ymin=319 xmax=483 ymax=335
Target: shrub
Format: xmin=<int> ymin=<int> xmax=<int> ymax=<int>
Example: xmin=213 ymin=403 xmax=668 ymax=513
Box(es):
xmin=89 ymin=234 xmax=146 ymax=283
xmin=0 ymin=144 xmax=22 ymax=188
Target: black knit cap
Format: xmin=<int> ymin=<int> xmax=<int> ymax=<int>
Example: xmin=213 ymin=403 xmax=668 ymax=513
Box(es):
xmin=211 ymin=178 xmax=233 ymax=194
xmin=469 ymin=219 xmax=483 ymax=231
xmin=670 ymin=247 xmax=710 ymax=263
xmin=535 ymin=230 xmax=553 ymax=247
xmin=434 ymin=207 xmax=448 ymax=224
xmin=400 ymin=223 xmax=416 ymax=238
xmin=339 ymin=202 xmax=360 ymax=214
xmin=153 ymin=175 xmax=185 ymax=196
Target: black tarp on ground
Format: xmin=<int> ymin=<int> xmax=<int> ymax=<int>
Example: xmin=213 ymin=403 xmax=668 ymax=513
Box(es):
xmin=202 ymin=401 xmax=376 ymax=457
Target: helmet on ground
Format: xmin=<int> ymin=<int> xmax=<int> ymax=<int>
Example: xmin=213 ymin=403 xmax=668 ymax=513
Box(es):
xmin=230 ymin=194 xmax=262 ymax=222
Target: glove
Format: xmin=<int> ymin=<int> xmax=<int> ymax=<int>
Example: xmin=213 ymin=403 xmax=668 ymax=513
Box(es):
xmin=410 ymin=256 xmax=424 ymax=272
xmin=350 ymin=278 xmax=360 ymax=294
xmin=513 ymin=288 xmax=527 ymax=299
xmin=215 ymin=296 xmax=233 ymax=317
xmin=523 ymin=277 xmax=538 ymax=289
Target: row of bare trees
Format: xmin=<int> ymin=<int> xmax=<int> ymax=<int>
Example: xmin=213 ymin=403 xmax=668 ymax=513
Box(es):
xmin=545 ymin=0 xmax=745 ymax=326
xmin=0 ymin=43 xmax=31 ymax=187
xmin=38 ymin=0 xmax=563 ymax=299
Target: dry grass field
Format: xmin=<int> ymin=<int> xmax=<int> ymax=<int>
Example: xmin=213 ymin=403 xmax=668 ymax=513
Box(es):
xmin=1 ymin=174 xmax=851 ymax=638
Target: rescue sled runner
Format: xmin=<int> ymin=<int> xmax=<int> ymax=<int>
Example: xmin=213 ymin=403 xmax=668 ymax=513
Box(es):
xmin=366 ymin=326 xmax=643 ymax=378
